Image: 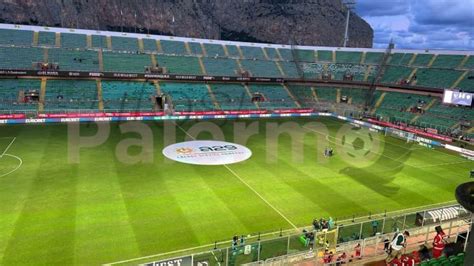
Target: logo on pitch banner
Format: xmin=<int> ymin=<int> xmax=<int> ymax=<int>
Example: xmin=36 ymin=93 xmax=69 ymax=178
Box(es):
xmin=176 ymin=147 xmax=194 ymax=154
xmin=163 ymin=141 xmax=252 ymax=165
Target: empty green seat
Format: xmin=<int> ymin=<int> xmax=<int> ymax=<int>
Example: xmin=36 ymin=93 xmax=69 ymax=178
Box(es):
xmin=111 ymin=36 xmax=138 ymax=51
xmin=160 ymin=82 xmax=213 ymax=111
xmin=38 ymin=31 xmax=56 ymax=47
xmin=161 ymin=40 xmax=187 ymax=55
xmin=61 ymin=33 xmax=87 ymax=49
xmin=103 ymin=52 xmax=151 ymax=73
xmin=249 ymin=84 xmax=295 ymax=109
xmin=44 ymin=79 xmax=98 ymax=111
xmin=204 ymin=43 xmax=225 ymax=57
xmin=102 ymin=81 xmax=156 ymax=111
xmin=156 ymin=54 xmax=202 ymax=75
xmin=0 ymin=29 xmax=33 ymax=46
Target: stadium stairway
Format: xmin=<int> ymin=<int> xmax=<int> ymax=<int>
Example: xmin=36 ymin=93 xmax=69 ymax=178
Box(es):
xmin=150 ymin=53 xmax=157 ymax=68
xmin=222 ymin=45 xmax=230 ymax=57
xmin=407 ymin=53 xmax=417 ymax=66
xmin=262 ymin=48 xmax=270 ymax=60
xmin=427 ymin=54 xmax=438 ymax=67
xmin=451 ymin=70 xmax=469 ymax=88
xmin=39 ymin=78 xmax=47 ymax=112
xmin=275 ymin=49 xmax=284 ymax=61
xmin=43 ymin=48 xmax=48 ymax=63
xmin=364 ymin=65 xmax=373 ymax=81
xmin=311 ymin=87 xmax=319 ymax=102
xmin=152 ymin=80 xmax=161 ymax=94
xmin=275 ymin=61 xmax=286 ymax=76
xmin=97 ymin=79 xmax=103 ymax=111
xmin=198 ymin=57 xmax=207 ymax=75
xmin=98 ymin=50 xmax=104 ymax=72
xmin=360 ymin=51 xmax=367 ymax=64
xmin=336 ymin=88 xmax=341 ymax=103
xmin=410 ymin=98 xmax=438 ymax=123
xmin=243 ymin=83 xmax=260 ymax=109
xmin=200 ymin=43 xmax=207 ymax=57
xmin=184 ymin=42 xmax=192 ymax=55
xmin=86 ymin=35 xmax=92 ymax=48
xmin=370 ymin=92 xmax=387 ymax=115
xmin=156 ymin=40 xmax=163 ymax=53
xmin=459 ymin=55 xmax=470 ymax=68
xmin=407 ymin=68 xmax=418 ymax=85
xmin=283 ymin=84 xmax=302 ymax=108
xmin=138 ymin=39 xmax=145 ymax=53
xmin=33 ymin=31 xmax=39 ymax=46
xmin=55 ymin=32 xmax=61 ymax=47
xmin=206 ymin=84 xmax=221 ymax=110
xmin=236 ymin=45 xmax=244 ymax=58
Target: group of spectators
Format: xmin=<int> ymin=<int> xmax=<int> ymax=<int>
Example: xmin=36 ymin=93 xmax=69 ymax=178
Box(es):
xmin=312 ymin=217 xmax=335 ymax=232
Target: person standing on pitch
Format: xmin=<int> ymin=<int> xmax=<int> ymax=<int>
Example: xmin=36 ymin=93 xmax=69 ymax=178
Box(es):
xmin=432 ymin=226 xmax=447 ymax=258
xmin=386 ymin=231 xmax=410 ymax=263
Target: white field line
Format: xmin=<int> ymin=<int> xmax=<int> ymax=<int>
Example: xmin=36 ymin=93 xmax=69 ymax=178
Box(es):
xmin=104 ymin=200 xmax=458 ymax=266
xmin=211 ymin=250 xmax=221 ymax=266
xmin=0 ymin=137 xmax=16 ymax=158
xmin=0 ymin=154 xmax=23 ymax=178
xmin=174 ymin=122 xmax=298 ymax=230
xmin=307 ymin=126 xmax=469 ymax=171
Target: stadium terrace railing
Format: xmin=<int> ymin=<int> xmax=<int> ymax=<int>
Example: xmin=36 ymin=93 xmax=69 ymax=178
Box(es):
xmin=104 ymin=202 xmax=471 ymax=266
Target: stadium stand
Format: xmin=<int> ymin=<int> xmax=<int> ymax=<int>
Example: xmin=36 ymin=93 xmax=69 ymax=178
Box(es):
xmin=156 ymin=54 xmax=203 ymax=75
xmin=0 ymin=28 xmax=33 ymax=46
xmin=0 ymin=46 xmax=44 ymax=70
xmin=375 ymin=91 xmax=432 ymax=122
xmin=188 ymin=42 xmax=204 ymax=55
xmin=264 ymin=48 xmax=281 ymax=60
xmin=240 ymin=46 xmax=266 ymax=60
xmin=317 ymin=50 xmax=333 ymax=62
xmin=240 ymin=59 xmax=281 ymax=77
xmin=160 ymin=82 xmax=214 ymax=111
xmin=38 ymin=31 xmax=56 ymax=47
xmin=287 ymin=85 xmax=317 ymax=107
xmin=103 ymin=52 xmax=150 ymax=73
xmin=225 ymin=45 xmax=241 ymax=58
xmin=364 ymin=52 xmax=384 ymax=64
xmin=412 ymin=53 xmax=434 ymax=67
xmin=204 ymin=43 xmax=226 ymax=57
xmin=456 ymin=71 xmax=474 ymax=91
xmin=202 ymin=57 xmax=239 ymax=76
xmin=102 ymin=80 xmax=156 ymax=110
xmin=279 ymin=61 xmax=301 ymax=78
xmin=340 ymin=87 xmax=367 ymax=105
xmin=142 ymin=38 xmax=158 ymax=52
xmin=160 ymin=40 xmax=188 ymax=55
xmin=463 ymin=56 xmax=474 ymax=69
xmin=381 ymin=66 xmax=413 ymax=84
xmin=248 ymin=84 xmax=296 ymax=109
xmin=44 ymin=79 xmax=98 ymax=111
xmin=389 ymin=53 xmax=413 ymax=65
xmin=278 ymin=49 xmax=294 ymax=61
xmin=210 ymin=84 xmax=256 ymax=110
xmin=316 ymin=87 xmax=338 ymax=102
xmin=48 ymin=48 xmax=99 ymax=71
xmin=336 ymin=51 xmax=362 ymax=64
xmin=0 ymin=79 xmax=40 ymax=111
xmin=431 ymin=54 xmax=465 ymax=69
xmin=415 ymin=68 xmax=463 ymax=88
xmin=61 ymin=33 xmax=88 ymax=49
xmin=91 ymin=35 xmax=108 ymax=49
xmin=295 ymin=49 xmax=315 ymax=62
xmin=111 ymin=36 xmax=138 ymax=51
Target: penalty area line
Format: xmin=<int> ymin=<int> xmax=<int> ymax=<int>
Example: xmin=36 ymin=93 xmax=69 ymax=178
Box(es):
xmin=174 ymin=122 xmax=298 ymax=230
xmin=0 ymin=137 xmax=16 ymax=158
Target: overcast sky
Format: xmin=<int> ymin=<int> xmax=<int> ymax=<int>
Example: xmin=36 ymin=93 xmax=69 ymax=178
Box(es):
xmin=355 ymin=0 xmax=474 ymax=50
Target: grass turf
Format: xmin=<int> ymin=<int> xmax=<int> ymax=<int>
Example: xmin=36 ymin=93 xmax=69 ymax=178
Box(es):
xmin=0 ymin=117 xmax=471 ymax=265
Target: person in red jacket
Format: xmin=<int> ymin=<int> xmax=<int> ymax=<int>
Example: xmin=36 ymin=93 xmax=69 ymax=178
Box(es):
xmin=432 ymin=226 xmax=447 ymax=258
xmin=354 ymin=243 xmax=361 ymax=259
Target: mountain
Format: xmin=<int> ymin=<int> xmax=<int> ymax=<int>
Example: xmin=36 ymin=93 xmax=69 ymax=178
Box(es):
xmin=0 ymin=0 xmax=373 ymax=47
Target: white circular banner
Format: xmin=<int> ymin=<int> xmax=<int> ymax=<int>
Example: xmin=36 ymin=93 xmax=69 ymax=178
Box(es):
xmin=162 ymin=141 xmax=252 ymax=165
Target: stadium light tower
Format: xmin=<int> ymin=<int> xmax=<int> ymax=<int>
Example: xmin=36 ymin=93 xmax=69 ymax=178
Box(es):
xmin=342 ymin=0 xmax=356 ymax=47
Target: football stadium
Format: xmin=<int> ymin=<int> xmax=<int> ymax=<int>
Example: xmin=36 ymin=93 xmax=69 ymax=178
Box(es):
xmin=0 ymin=2 xmax=473 ymax=266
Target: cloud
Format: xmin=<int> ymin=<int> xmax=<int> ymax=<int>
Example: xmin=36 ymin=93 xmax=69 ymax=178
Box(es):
xmin=356 ymin=0 xmax=409 ymax=17
xmin=356 ymin=0 xmax=474 ymax=50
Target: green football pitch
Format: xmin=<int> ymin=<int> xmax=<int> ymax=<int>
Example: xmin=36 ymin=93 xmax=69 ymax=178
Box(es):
xmin=0 ymin=117 xmax=471 ymax=265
